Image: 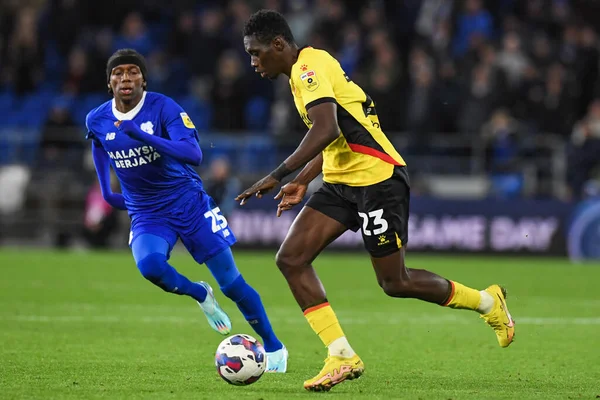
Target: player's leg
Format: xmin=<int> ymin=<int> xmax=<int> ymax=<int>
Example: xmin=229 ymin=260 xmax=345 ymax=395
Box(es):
xmin=370 ymin=248 xmax=515 ymax=347
xmin=131 ymin=233 xmax=209 ymax=301
xmin=363 ymin=167 xmax=515 ymax=347
xmin=276 ymin=186 xmax=364 ymax=391
xmin=179 ymin=194 xmax=284 ymax=356
xmin=130 ymin=231 xmax=231 ymax=335
xmin=204 ymin=247 xmax=287 ymax=372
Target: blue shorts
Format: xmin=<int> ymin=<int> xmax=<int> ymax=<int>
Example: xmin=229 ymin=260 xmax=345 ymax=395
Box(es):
xmin=128 ymin=192 xmax=237 ymax=264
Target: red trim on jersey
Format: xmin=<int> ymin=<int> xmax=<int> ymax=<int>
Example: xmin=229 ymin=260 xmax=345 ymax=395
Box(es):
xmin=347 ymin=143 xmax=404 ymax=166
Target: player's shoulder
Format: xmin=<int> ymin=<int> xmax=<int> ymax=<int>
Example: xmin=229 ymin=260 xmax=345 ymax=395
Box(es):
xmin=298 ymin=46 xmax=335 ymax=63
xmin=144 ymin=91 xmax=182 ymax=111
xmin=145 ymin=91 xmax=195 ymax=129
xmin=292 ymin=46 xmax=339 ymax=77
xmin=144 ymin=91 xmax=172 ymax=107
xmin=85 ymin=99 xmax=112 ymax=130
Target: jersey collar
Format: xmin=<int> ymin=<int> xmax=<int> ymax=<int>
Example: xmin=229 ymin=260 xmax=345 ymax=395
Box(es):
xmin=295 ymin=45 xmax=312 ymax=60
xmin=112 ymin=91 xmax=147 ymax=121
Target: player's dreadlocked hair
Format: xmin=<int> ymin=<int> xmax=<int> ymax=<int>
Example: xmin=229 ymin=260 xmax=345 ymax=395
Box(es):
xmin=106 ymin=48 xmax=148 ymax=94
xmin=243 ymin=9 xmax=295 ymax=45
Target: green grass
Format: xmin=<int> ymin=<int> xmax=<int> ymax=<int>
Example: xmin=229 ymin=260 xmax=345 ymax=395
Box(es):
xmin=1 ymin=249 xmax=599 ymax=399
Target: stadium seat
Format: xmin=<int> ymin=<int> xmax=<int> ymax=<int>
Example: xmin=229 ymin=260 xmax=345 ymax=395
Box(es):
xmin=0 ymin=90 xmax=15 ymax=116
xmin=20 ymin=127 xmax=43 ymax=166
xmin=147 ymin=22 xmax=171 ymax=49
xmin=0 ymin=164 xmax=31 ymax=214
xmin=490 ymin=173 xmax=523 ymax=199
xmin=240 ymin=135 xmax=276 ymax=172
xmin=15 ymin=92 xmax=54 ymax=128
xmin=0 ymin=126 xmax=41 ymax=166
xmin=245 ymin=96 xmax=271 ymax=130
xmin=43 ymin=40 xmax=65 ymax=88
xmin=72 ymin=94 xmax=110 ymax=126
xmin=0 ymin=128 xmax=16 ymax=165
xmin=166 ymin=61 xmax=191 ymax=96
xmin=199 ymin=134 xmax=238 ymax=167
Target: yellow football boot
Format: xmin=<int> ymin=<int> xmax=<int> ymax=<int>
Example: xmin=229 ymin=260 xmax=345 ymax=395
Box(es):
xmin=303 ymin=354 xmax=364 ymax=392
xmin=481 ymin=285 xmax=515 ymax=347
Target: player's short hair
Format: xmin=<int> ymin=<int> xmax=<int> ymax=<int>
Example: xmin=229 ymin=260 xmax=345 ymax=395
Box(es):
xmin=106 ymin=49 xmax=148 ymax=92
xmin=243 ymin=9 xmax=295 ymax=45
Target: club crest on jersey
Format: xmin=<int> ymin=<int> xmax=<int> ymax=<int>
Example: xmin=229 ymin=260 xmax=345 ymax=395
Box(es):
xmin=300 ymin=70 xmax=319 ymax=91
xmin=140 ymin=121 xmax=154 ymax=135
xmin=180 ymin=112 xmax=195 ymax=129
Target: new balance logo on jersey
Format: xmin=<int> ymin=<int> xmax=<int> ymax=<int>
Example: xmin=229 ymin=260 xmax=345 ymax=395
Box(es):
xmin=107 ymin=146 xmax=161 ymax=169
xmin=105 ymin=132 xmax=116 ymax=140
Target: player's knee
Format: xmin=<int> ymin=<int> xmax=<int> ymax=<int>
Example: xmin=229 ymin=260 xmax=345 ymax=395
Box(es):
xmin=380 ymin=278 xmax=410 ymax=298
xmin=136 ymin=253 xmax=168 ymax=283
xmin=275 ymin=248 xmax=303 ymax=276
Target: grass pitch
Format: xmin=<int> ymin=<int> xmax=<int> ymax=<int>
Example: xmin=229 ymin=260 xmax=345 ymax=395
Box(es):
xmin=1 ymin=249 xmax=599 ymax=399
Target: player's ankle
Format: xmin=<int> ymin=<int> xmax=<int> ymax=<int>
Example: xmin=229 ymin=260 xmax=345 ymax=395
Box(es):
xmin=194 ymin=282 xmax=210 ymax=304
xmin=327 ymin=337 xmax=356 ymax=358
xmin=477 ymin=290 xmax=494 ymax=314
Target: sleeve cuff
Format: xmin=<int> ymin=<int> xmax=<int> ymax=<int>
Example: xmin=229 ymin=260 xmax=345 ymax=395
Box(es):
xmin=305 ymin=97 xmax=336 ymax=111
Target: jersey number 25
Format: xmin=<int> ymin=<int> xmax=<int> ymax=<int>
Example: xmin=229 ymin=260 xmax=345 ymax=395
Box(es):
xmin=204 ymin=207 xmax=230 ymax=237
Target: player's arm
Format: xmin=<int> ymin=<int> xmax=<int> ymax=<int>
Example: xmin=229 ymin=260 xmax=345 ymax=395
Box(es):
xmin=91 ymin=140 xmax=126 ymax=210
xmin=272 ymin=103 xmax=338 ymax=179
xmin=236 ymin=61 xmax=337 ymax=205
xmin=235 ymin=104 xmax=337 ymax=205
xmin=273 ymin=152 xmax=323 ymax=217
xmin=289 ymin=146 xmax=323 ymax=185
xmin=275 ymin=62 xmax=339 ymax=182
xmin=116 ymin=120 xmax=203 ymax=166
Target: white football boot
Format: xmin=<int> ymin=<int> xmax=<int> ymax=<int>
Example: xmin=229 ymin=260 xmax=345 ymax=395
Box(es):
xmin=196 ymin=281 xmax=231 ymax=335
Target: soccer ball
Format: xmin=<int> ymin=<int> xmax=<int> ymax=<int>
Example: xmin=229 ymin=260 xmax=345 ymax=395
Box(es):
xmin=215 ymin=334 xmax=266 ymax=385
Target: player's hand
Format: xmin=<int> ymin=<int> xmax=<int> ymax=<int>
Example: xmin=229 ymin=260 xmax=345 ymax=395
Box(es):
xmin=274 ymin=181 xmax=307 ymax=217
xmin=235 ymin=175 xmax=279 ymax=205
xmin=115 ymin=120 xmax=143 ymax=139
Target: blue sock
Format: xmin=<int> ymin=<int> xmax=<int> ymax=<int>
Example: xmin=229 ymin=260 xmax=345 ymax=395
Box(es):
xmin=206 ymin=249 xmax=283 ymax=352
xmin=137 ymin=253 xmax=207 ymax=302
xmin=221 ymin=275 xmax=283 ymax=352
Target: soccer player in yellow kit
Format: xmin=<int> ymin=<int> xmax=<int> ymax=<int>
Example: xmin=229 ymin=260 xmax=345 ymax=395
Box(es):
xmin=236 ymin=9 xmax=515 ymax=392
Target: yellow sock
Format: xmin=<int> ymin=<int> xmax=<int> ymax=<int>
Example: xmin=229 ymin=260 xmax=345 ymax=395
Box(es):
xmin=303 ymin=302 xmax=345 ymax=347
xmin=442 ymin=281 xmax=481 ymax=310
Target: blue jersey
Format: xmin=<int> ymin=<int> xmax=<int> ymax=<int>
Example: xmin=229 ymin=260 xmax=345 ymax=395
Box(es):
xmin=85 ymin=92 xmax=203 ymax=216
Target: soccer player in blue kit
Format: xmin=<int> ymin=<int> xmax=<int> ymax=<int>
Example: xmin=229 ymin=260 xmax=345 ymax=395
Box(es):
xmin=85 ymin=48 xmax=288 ymax=372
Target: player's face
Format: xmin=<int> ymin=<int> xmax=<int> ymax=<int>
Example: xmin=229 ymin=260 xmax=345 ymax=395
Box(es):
xmin=244 ymin=35 xmax=282 ymax=79
xmin=109 ymin=64 xmax=145 ymax=103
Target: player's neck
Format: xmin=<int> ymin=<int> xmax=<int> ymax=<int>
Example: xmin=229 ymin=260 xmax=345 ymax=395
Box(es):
xmin=114 ymin=93 xmax=143 ymax=113
xmin=283 ymin=44 xmax=301 ymax=77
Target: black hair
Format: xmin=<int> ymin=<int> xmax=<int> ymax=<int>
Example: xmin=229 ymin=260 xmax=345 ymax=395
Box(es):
xmin=243 ymin=9 xmax=295 ymax=45
xmin=106 ymin=48 xmax=148 ymax=94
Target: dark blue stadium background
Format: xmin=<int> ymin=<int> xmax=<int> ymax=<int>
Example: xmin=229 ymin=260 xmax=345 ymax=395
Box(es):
xmin=1 ymin=0 xmax=599 ymax=259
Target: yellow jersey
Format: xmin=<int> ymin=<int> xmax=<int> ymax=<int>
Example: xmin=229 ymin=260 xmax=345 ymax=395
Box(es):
xmin=289 ymin=46 xmax=406 ymax=187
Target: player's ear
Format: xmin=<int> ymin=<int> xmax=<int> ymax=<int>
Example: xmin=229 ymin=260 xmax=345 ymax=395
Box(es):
xmin=273 ymin=37 xmax=285 ymax=52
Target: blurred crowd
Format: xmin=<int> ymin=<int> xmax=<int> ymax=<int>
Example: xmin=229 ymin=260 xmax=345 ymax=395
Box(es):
xmin=1 ymin=0 xmax=599 ymax=131
xmin=1 ymin=0 xmax=600 ymax=208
